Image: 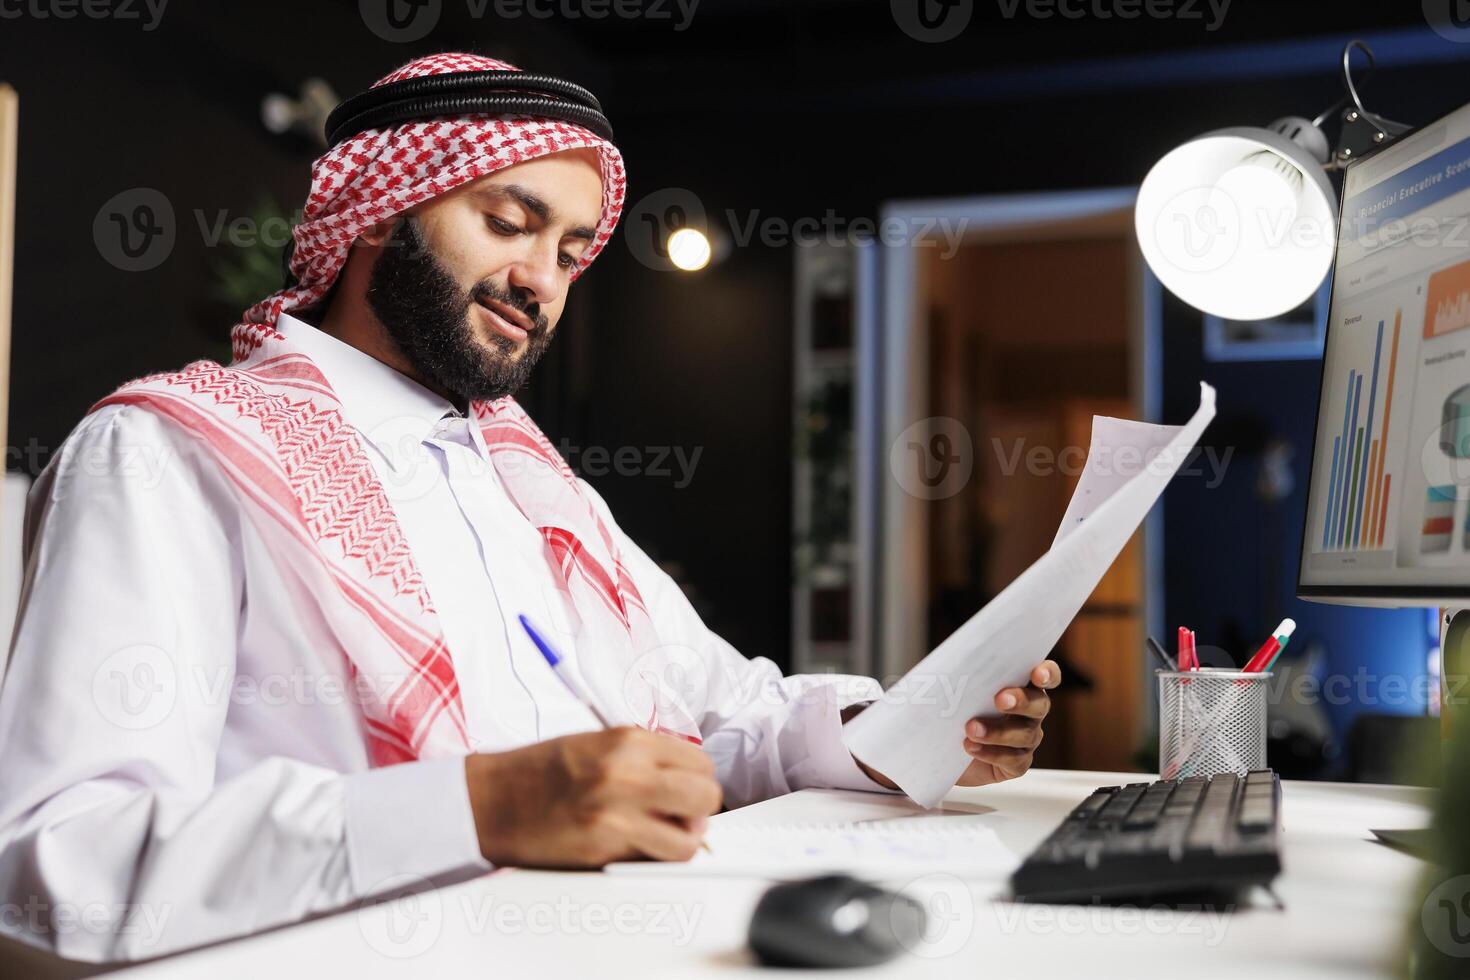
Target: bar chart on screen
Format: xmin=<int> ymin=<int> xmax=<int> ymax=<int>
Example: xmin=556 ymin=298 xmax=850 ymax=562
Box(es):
xmin=1317 ymin=303 xmax=1409 ymax=556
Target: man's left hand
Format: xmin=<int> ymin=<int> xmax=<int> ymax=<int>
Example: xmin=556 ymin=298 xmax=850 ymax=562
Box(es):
xmin=849 ymin=660 xmax=1062 ymax=791
xmin=954 ymin=659 xmax=1060 ymax=787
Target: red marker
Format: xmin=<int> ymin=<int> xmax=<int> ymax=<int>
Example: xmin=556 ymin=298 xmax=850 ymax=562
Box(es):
xmin=1177 ymin=626 xmax=1198 ymax=672
xmin=1244 ymin=618 xmax=1297 ymax=673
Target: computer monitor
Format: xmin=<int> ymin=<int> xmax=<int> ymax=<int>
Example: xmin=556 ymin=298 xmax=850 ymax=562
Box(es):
xmin=1300 ymin=99 xmax=1470 ymax=607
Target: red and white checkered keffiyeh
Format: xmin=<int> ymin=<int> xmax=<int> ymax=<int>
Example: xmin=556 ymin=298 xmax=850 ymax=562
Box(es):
xmin=232 ymin=51 xmax=627 ymax=362
xmin=93 ymin=54 xmax=701 ymax=766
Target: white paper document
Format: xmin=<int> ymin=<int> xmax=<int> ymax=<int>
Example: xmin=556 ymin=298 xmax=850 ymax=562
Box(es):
xmin=844 ymin=383 xmax=1218 ymax=807
xmin=605 ymin=816 xmax=1016 ymax=880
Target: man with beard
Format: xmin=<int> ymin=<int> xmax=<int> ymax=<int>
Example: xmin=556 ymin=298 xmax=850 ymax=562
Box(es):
xmin=0 ymin=53 xmax=1061 ymax=962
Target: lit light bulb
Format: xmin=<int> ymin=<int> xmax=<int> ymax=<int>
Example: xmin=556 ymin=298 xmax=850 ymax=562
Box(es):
xmin=668 ymin=228 xmax=712 ymax=271
xmin=1214 ymin=155 xmax=1300 ymax=250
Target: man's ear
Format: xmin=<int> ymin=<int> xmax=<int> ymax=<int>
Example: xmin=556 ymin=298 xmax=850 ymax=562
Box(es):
xmin=358 ymin=218 xmax=398 ymax=248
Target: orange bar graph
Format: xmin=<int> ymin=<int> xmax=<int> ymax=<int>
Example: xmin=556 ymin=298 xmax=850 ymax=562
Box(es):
xmin=1371 ymin=311 xmax=1401 ymax=547
xmin=1426 ymin=260 xmax=1470 ymax=338
xmin=1377 ymin=475 xmax=1391 ymax=547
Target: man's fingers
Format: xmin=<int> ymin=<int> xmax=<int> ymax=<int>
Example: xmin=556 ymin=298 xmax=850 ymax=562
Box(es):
xmin=656 ymin=740 xmax=718 ymax=776
xmin=648 ymin=768 xmax=723 ymax=820
xmin=625 ymin=813 xmax=706 ymax=863
xmin=963 ymin=715 xmax=1041 ymax=749
xmin=963 ymin=742 xmax=1034 ymax=775
xmin=614 ymin=727 xmax=717 ymax=775
xmin=993 ymin=684 xmax=1050 ymax=719
xmin=1031 ymin=659 xmax=1062 ymax=689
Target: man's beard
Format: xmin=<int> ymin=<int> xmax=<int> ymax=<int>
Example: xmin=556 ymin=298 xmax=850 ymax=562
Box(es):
xmin=366 ymin=218 xmax=552 ymax=403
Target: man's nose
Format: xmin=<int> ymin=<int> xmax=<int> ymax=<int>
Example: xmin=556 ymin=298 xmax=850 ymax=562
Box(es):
xmin=506 ymin=241 xmax=562 ymax=308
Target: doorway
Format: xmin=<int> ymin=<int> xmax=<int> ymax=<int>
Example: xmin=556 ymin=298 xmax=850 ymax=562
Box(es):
xmin=876 ymin=188 xmax=1162 ymax=771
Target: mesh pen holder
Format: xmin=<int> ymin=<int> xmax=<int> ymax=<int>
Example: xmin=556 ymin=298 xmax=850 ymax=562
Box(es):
xmin=1157 ymin=668 xmax=1270 ymax=780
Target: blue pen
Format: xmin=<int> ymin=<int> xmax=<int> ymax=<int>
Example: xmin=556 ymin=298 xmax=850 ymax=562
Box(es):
xmin=519 ymin=614 xmax=613 ymax=727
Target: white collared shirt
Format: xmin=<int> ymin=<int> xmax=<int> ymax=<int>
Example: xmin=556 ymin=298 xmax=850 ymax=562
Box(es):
xmin=0 ymin=314 xmax=888 ymax=962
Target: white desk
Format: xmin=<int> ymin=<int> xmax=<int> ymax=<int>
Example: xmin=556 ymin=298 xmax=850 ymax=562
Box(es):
xmin=109 ymin=769 xmax=1433 ymax=979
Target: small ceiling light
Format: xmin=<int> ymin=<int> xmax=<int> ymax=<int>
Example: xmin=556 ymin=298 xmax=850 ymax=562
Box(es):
xmin=668 ymin=227 xmax=712 ymax=271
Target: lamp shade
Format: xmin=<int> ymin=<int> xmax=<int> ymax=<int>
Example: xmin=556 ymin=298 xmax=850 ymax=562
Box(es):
xmin=1135 ymin=126 xmax=1336 ymax=321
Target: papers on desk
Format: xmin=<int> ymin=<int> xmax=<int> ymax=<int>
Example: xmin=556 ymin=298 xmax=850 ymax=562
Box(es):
xmin=606 ymin=815 xmax=1016 ymax=880
xmin=845 ymin=383 xmax=1218 ymax=807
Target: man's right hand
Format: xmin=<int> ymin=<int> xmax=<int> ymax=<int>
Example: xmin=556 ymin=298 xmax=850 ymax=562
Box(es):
xmin=464 ymin=727 xmax=722 ymax=868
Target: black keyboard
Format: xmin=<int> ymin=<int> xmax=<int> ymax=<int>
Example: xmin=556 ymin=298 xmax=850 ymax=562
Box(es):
xmin=1010 ymin=770 xmax=1282 ymax=903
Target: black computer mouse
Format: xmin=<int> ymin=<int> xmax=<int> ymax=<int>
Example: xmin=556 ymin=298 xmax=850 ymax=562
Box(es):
xmin=747 ymin=874 xmax=927 ymax=968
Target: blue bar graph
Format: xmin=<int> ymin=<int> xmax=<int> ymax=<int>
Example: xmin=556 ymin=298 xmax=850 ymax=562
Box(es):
xmin=1330 ymin=369 xmax=1355 ymax=546
xmin=1337 ymin=374 xmax=1362 ymax=550
xmin=1351 ymin=321 xmax=1385 ymax=548
xmin=1324 ymin=435 xmax=1341 ymax=550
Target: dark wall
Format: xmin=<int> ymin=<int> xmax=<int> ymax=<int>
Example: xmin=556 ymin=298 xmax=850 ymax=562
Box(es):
xmin=569 ymin=229 xmax=794 ymax=659
xmin=1 ymin=1 xmax=1466 ymax=677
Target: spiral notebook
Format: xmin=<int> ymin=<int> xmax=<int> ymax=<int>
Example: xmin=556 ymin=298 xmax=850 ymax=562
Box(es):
xmin=604 ymin=816 xmax=1017 ymax=880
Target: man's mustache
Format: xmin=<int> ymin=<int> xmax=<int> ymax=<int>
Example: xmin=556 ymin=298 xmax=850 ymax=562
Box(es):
xmin=471 ymin=282 xmax=546 ymax=335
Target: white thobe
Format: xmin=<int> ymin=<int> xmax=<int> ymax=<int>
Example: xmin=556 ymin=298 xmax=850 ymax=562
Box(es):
xmin=0 ymin=314 xmax=889 ymax=962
